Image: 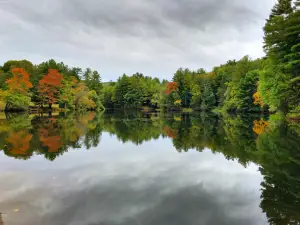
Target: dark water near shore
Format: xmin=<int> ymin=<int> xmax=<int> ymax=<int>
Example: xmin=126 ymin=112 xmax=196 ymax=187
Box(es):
xmin=0 ymin=111 xmax=299 ymax=225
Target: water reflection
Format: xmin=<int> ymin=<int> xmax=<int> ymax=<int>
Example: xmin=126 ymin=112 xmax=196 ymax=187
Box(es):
xmin=0 ymin=112 xmax=100 ymax=160
xmin=0 ymin=111 xmax=299 ymax=224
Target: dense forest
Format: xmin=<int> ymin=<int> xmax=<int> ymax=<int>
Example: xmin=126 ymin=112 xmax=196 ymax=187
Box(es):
xmin=0 ymin=60 xmax=104 ymax=112
xmin=0 ymin=0 xmax=299 ymax=116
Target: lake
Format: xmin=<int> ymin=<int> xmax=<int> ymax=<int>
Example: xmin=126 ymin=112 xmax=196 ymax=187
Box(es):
xmin=0 ymin=111 xmax=299 ymax=225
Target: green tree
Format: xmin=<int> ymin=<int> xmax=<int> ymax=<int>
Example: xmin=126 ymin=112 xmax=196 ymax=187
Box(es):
xmin=2 ymin=60 xmax=34 ymax=74
xmin=173 ymin=68 xmax=193 ymax=108
xmin=258 ymin=65 xmax=290 ymax=112
xmin=83 ymin=68 xmax=103 ymax=95
xmin=200 ymin=83 xmax=216 ymax=111
xmin=103 ymin=84 xmax=116 ymax=108
xmin=261 ymin=0 xmax=300 ymax=112
xmin=235 ymin=70 xmax=261 ymax=112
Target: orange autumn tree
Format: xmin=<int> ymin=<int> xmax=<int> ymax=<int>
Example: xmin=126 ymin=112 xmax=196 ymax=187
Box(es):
xmin=6 ymin=68 xmax=33 ymax=93
xmin=163 ymin=81 xmax=182 ymax=110
xmin=166 ymin=82 xmax=179 ymax=95
xmin=38 ymin=69 xmax=63 ymax=109
xmin=4 ymin=68 xmax=33 ymax=110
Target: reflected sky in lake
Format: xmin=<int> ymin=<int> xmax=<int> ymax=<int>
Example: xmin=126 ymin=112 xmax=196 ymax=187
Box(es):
xmin=0 ymin=132 xmax=267 ymax=225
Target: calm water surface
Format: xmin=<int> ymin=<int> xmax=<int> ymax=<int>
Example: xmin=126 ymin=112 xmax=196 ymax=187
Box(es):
xmin=0 ymin=111 xmax=299 ymax=225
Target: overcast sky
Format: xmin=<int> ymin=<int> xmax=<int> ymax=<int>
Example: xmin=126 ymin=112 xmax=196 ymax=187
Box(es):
xmin=0 ymin=0 xmax=275 ymax=81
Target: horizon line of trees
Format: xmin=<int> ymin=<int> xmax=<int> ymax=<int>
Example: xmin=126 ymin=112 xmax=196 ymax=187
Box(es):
xmin=0 ymin=0 xmax=299 ymax=115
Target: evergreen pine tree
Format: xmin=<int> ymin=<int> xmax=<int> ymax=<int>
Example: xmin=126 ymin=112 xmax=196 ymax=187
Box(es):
xmin=270 ymin=0 xmax=293 ymax=17
xmin=261 ymin=0 xmax=299 ymax=112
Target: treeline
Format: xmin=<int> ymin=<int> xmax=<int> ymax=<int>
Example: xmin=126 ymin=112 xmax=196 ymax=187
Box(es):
xmin=100 ymin=57 xmax=265 ymax=113
xmin=103 ymin=0 xmax=299 ymax=114
xmin=0 ymin=0 xmax=299 ymax=114
xmin=0 ymin=59 xmax=104 ymax=112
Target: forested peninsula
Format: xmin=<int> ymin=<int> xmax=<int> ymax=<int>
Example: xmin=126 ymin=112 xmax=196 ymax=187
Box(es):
xmin=0 ymin=0 xmax=299 ymax=117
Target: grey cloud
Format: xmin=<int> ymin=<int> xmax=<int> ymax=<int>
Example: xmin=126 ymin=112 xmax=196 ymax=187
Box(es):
xmin=1 ymin=0 xmax=263 ymax=37
xmin=0 ymin=0 xmax=274 ymax=80
xmin=47 ymin=184 xmax=257 ymax=225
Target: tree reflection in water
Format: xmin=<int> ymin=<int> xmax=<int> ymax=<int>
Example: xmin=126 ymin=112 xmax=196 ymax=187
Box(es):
xmin=0 ymin=111 xmax=299 ymax=224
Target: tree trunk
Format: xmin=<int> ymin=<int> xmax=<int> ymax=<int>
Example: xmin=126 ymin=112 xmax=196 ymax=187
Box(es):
xmin=48 ymin=103 xmax=52 ymax=111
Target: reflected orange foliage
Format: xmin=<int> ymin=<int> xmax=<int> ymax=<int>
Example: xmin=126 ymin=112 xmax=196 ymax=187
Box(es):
xmin=174 ymin=99 xmax=182 ymax=105
xmin=41 ymin=136 xmax=62 ymax=152
xmin=6 ymin=68 xmax=33 ymax=93
xmin=253 ymin=119 xmax=269 ymax=135
xmin=39 ymin=128 xmax=62 ymax=152
xmin=174 ymin=116 xmax=182 ymax=121
xmin=71 ymin=133 xmax=79 ymax=142
xmin=38 ymin=118 xmax=62 ymax=153
xmin=78 ymin=112 xmax=96 ymax=126
xmin=6 ymin=131 xmax=32 ymax=155
xmin=87 ymin=112 xmax=96 ymax=121
xmin=163 ymin=126 xmax=178 ymax=139
xmin=166 ymin=82 xmax=179 ymax=95
xmin=253 ymin=92 xmax=264 ymax=106
xmin=49 ymin=118 xmax=57 ymax=123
